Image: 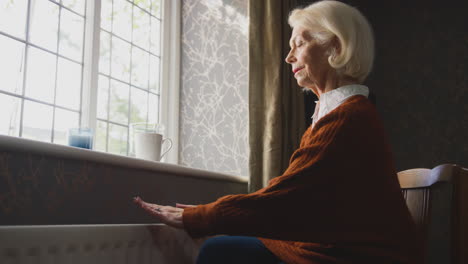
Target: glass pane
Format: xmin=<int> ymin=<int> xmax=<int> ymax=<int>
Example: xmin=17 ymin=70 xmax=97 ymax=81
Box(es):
xmin=132 ymin=6 xmax=150 ymax=50
xmin=108 ymin=123 xmax=127 ymax=155
xmin=148 ymin=93 xmax=158 ymax=124
xmin=22 ymin=100 xmax=53 ymax=142
xmin=95 ymin=120 xmax=107 ymax=152
xmin=0 ymin=0 xmax=28 ymax=39
xmin=100 ymin=0 xmax=112 ymax=31
xmin=56 ymin=58 xmax=81 ymax=110
xmin=0 ymin=35 xmax=25 ymax=94
xmin=149 ymin=55 xmax=159 ymax=93
xmin=134 ymin=0 xmax=151 ymax=10
xmin=25 ymin=47 xmax=56 ymax=103
xmin=53 ymin=108 xmax=79 ymax=145
xmin=29 ymin=0 xmax=59 ymax=51
xmin=109 ymin=79 xmax=129 ymax=124
xmin=99 ymin=31 xmax=111 ymax=74
xmin=131 ymin=47 xmax=149 ymax=89
xmin=0 ymin=93 xmax=21 ymax=136
xmin=97 ymin=75 xmax=109 ymax=119
xmin=59 ymin=9 xmax=84 ymax=61
xmin=113 ymin=0 xmax=132 ymax=40
xmin=61 ymin=0 xmax=86 ymax=16
xmin=150 ymin=17 xmax=160 ymax=55
xmin=111 ymin=36 xmax=131 ymax=82
xmin=151 ymin=0 xmax=160 ymax=18
xmin=130 ymin=87 xmax=148 ymax=124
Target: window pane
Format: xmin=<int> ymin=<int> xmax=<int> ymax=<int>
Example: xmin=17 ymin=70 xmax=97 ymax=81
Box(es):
xmin=61 ymin=0 xmax=86 ymax=16
xmin=53 ymin=108 xmax=79 ymax=145
xmin=109 ymin=80 xmax=129 ymax=124
xmin=131 ymin=47 xmax=149 ymax=89
xmin=29 ymin=0 xmax=59 ymax=51
xmin=59 ymin=8 xmax=84 ymax=61
xmin=56 ymin=58 xmax=81 ymax=110
xmin=100 ymin=0 xmax=112 ymax=31
xmin=134 ymin=0 xmax=151 ymax=10
xmin=149 ymin=55 xmax=160 ymax=93
xmin=97 ymin=75 xmax=109 ymax=120
xmin=99 ymin=31 xmax=111 ymax=75
xmin=151 ymin=0 xmax=161 ymax=18
xmin=108 ymin=123 xmax=127 ymax=155
xmin=0 ymin=35 xmax=25 ymax=95
xmin=148 ymin=93 xmax=158 ymax=124
xmin=0 ymin=0 xmax=28 ymax=40
xmin=130 ymin=87 xmax=148 ymax=124
xmin=132 ymin=6 xmax=150 ymax=50
xmin=0 ymin=93 xmax=21 ymax=137
xmin=113 ymin=0 xmax=132 ymax=40
xmin=25 ymin=47 xmax=56 ymax=103
xmin=150 ymin=17 xmax=160 ymax=55
xmin=111 ymin=36 xmax=131 ymax=82
xmin=22 ymin=100 xmax=53 ymax=142
xmin=95 ymin=120 xmax=107 ymax=152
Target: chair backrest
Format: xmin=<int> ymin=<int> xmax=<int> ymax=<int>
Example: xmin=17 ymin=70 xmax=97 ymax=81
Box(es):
xmin=398 ymin=164 xmax=468 ymax=264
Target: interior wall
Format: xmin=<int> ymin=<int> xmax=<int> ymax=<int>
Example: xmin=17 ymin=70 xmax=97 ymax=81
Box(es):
xmin=0 ymin=148 xmax=247 ymax=225
xmin=179 ymin=0 xmax=249 ymax=177
xmin=298 ymin=0 xmax=468 ymax=170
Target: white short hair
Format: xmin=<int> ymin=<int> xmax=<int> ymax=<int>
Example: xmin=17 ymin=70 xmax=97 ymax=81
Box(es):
xmin=288 ymin=0 xmax=375 ymax=83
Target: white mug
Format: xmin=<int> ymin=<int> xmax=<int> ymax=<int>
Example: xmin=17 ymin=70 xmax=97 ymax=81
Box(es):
xmin=134 ymin=132 xmax=172 ymax=161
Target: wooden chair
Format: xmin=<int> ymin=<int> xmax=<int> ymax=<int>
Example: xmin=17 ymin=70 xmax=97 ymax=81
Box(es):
xmin=397 ymin=164 xmax=468 ymax=264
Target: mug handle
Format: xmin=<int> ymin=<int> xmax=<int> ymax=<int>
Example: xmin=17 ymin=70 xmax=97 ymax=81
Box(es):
xmin=160 ymin=138 xmax=173 ymax=160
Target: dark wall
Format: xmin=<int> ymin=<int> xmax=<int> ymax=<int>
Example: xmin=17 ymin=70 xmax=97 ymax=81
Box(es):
xmin=0 ymin=148 xmax=246 ymax=225
xmin=299 ymin=0 xmax=468 ymax=170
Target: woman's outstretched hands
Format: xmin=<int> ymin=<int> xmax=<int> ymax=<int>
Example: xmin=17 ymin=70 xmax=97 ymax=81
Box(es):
xmin=133 ymin=197 xmax=197 ymax=229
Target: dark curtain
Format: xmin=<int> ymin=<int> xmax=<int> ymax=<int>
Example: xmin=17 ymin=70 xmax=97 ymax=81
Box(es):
xmin=248 ymin=0 xmax=306 ymax=192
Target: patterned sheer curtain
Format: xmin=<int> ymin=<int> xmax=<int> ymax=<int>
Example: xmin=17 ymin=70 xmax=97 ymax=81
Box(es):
xmin=248 ymin=0 xmax=305 ymax=192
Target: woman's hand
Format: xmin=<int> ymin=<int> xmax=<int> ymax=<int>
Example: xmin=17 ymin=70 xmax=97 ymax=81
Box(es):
xmin=133 ymin=196 xmax=188 ymax=229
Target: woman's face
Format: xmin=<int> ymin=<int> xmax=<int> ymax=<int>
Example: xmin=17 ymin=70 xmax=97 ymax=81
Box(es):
xmin=285 ymin=26 xmax=332 ymax=91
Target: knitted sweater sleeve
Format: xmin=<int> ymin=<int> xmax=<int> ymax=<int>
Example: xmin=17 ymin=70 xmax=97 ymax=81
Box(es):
xmin=183 ymin=103 xmax=369 ymax=240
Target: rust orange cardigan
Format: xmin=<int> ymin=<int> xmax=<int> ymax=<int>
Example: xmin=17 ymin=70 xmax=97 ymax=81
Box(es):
xmin=183 ymin=96 xmax=421 ymax=264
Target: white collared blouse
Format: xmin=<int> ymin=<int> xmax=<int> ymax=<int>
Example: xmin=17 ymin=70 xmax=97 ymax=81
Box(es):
xmin=311 ymin=84 xmax=369 ymax=128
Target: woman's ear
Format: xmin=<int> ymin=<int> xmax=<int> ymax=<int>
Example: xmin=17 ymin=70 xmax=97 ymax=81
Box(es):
xmin=329 ymin=36 xmax=341 ymax=57
xmin=326 ymin=36 xmax=341 ymax=61
xmin=333 ymin=36 xmax=341 ymax=54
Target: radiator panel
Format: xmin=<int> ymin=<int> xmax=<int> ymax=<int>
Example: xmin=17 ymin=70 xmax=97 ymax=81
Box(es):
xmin=0 ymin=224 xmax=198 ymax=264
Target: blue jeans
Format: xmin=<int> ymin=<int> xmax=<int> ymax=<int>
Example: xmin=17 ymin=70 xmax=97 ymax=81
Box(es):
xmin=196 ymin=236 xmax=284 ymax=264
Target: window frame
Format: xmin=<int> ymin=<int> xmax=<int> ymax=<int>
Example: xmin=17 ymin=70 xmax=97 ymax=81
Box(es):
xmin=0 ymin=0 xmax=180 ymax=164
xmin=159 ymin=0 xmax=180 ymax=164
xmin=0 ymin=0 xmax=88 ymax=143
xmin=83 ymin=0 xmax=180 ymax=164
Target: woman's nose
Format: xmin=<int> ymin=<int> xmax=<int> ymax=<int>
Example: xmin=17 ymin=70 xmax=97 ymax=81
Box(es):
xmin=285 ymin=50 xmax=295 ymax=64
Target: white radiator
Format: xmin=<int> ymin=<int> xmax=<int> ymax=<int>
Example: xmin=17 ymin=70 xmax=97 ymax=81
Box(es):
xmin=0 ymin=224 xmax=200 ymax=264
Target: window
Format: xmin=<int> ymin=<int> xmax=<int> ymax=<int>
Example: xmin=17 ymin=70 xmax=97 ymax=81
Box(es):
xmin=0 ymin=0 xmax=85 ymax=145
xmin=95 ymin=0 xmax=161 ymax=155
xmin=0 ymin=0 xmax=180 ymax=161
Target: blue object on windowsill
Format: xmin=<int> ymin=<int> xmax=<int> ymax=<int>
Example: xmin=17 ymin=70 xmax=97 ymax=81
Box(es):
xmin=68 ymin=128 xmax=94 ymax=149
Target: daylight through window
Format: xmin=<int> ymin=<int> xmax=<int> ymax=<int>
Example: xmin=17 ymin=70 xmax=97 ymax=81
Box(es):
xmin=0 ymin=0 xmax=163 ymax=157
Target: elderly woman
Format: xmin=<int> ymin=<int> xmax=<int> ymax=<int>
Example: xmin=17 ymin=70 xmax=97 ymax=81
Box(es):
xmin=134 ymin=1 xmax=420 ymax=263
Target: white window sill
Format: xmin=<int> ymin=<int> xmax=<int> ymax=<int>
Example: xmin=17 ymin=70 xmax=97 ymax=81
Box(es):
xmin=0 ymin=135 xmax=247 ymax=184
